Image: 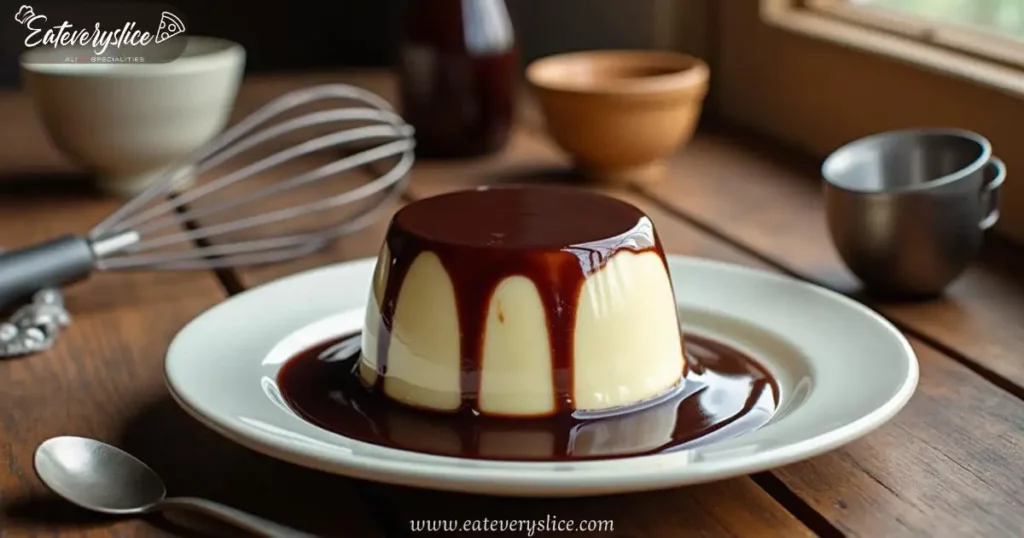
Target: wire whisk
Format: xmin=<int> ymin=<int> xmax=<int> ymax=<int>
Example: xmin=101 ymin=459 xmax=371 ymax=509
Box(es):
xmin=0 ymin=83 xmax=414 ymax=356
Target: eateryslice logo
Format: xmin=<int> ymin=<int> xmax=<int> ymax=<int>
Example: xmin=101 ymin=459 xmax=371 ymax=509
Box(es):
xmin=13 ymin=4 xmax=185 ymax=55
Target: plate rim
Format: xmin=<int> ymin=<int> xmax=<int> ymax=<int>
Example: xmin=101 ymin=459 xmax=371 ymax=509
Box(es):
xmin=164 ymin=255 xmax=919 ymax=496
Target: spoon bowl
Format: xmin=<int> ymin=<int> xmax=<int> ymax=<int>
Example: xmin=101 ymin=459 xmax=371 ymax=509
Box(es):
xmin=33 ymin=436 xmax=315 ymax=537
xmin=35 ymin=436 xmax=167 ymax=515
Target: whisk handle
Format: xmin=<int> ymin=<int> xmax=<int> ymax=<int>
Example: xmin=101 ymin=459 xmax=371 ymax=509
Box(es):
xmin=0 ymin=236 xmax=96 ymax=309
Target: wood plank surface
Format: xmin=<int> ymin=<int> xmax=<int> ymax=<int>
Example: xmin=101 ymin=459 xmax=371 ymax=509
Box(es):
xmin=214 ymin=75 xmax=818 ymax=535
xmin=360 ymin=478 xmax=815 ymax=538
xmin=221 ymin=171 xmax=817 ymax=536
xmin=217 ymin=71 xmax=1024 ymax=536
xmin=400 ymin=127 xmax=1024 ymax=537
xmin=638 ymin=132 xmax=1024 ymax=398
xmin=219 ymin=72 xmax=587 ymax=291
xmin=61 ymin=70 xmax=1024 ymax=537
xmin=190 ymin=71 xmax=404 ymax=290
xmin=365 ymin=184 xmax=817 ymax=538
xmin=616 ymin=132 xmax=1024 ymax=536
xmin=0 ymin=93 xmax=384 ymax=538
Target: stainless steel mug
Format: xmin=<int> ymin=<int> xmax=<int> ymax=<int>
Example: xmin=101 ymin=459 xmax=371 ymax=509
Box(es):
xmin=822 ymin=128 xmax=1005 ymax=297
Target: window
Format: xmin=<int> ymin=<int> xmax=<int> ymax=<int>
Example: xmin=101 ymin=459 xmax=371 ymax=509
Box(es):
xmin=807 ymin=0 xmax=1024 ymax=70
xmin=822 ymin=0 xmax=1024 ymax=40
xmin=706 ymin=1 xmax=1024 ymax=244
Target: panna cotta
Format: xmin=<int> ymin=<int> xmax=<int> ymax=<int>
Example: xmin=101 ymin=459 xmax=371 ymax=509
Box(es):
xmin=358 ymin=186 xmax=686 ymax=418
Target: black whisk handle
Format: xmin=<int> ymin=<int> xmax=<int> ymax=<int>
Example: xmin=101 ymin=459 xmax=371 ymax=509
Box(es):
xmin=0 ymin=235 xmax=96 ymax=309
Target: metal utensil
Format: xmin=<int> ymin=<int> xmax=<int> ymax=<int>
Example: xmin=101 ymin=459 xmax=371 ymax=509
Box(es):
xmin=822 ymin=128 xmax=1005 ymax=297
xmin=0 ymin=83 xmax=414 ymax=358
xmin=0 ymin=286 xmax=70 ymax=356
xmin=34 ymin=436 xmax=316 ymax=538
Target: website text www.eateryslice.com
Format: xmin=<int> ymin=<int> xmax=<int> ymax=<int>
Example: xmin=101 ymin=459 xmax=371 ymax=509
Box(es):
xmin=410 ymin=516 xmax=615 ymax=535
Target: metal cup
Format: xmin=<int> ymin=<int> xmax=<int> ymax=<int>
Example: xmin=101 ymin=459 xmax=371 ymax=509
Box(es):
xmin=822 ymin=128 xmax=1005 ymax=298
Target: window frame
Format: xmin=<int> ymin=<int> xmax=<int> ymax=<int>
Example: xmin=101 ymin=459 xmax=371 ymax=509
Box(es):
xmin=805 ymin=0 xmax=1024 ymax=70
xmin=759 ymin=0 xmax=1024 ymax=98
xmin=704 ymin=0 xmax=1024 ymax=244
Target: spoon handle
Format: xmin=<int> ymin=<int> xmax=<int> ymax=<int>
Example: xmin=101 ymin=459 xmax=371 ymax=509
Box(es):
xmin=158 ymin=497 xmax=318 ymax=538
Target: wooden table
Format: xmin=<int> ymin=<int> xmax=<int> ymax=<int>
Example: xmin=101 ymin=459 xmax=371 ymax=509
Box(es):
xmin=2 ymin=71 xmax=1023 ymax=538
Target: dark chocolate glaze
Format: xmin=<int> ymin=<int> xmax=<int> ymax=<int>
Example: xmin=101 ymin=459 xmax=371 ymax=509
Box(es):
xmin=372 ymin=187 xmax=666 ymax=415
xmin=277 ymin=333 xmax=779 ymax=461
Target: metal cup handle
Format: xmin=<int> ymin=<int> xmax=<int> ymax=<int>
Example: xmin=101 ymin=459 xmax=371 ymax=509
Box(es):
xmin=980 ymin=157 xmax=1005 ymax=230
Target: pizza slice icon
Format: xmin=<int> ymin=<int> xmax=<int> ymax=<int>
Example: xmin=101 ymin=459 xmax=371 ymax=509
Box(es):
xmin=156 ymin=11 xmax=185 ymax=44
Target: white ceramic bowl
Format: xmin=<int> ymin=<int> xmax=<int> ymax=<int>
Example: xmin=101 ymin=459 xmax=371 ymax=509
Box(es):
xmin=19 ymin=36 xmax=245 ymax=196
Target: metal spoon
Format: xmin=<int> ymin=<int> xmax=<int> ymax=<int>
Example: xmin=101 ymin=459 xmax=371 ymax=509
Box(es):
xmin=34 ymin=436 xmax=317 ymax=537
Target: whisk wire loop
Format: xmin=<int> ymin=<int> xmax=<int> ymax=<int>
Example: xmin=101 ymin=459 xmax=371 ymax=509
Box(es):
xmin=80 ymin=83 xmax=414 ymax=271
xmin=114 ymin=121 xmax=409 ymax=237
xmin=90 ymin=84 xmax=406 ymax=241
xmin=125 ymin=144 xmax=413 ymax=254
xmin=0 ymin=83 xmax=412 ymax=346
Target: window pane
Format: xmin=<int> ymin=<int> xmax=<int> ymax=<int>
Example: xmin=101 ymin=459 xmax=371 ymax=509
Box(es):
xmin=853 ymin=0 xmax=1024 ymax=39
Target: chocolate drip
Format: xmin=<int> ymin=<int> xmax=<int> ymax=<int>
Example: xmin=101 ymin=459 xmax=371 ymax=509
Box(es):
xmin=371 ymin=187 xmax=661 ymax=414
xmin=277 ymin=332 xmax=780 ymax=461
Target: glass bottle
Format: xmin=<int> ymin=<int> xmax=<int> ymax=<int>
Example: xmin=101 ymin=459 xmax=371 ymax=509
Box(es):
xmin=398 ymin=0 xmax=518 ymax=158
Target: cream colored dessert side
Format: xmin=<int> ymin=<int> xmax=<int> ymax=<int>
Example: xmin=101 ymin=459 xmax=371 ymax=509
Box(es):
xmin=360 ymin=247 xmax=684 ymax=417
xmin=357 ymin=243 xmax=389 ymax=388
xmin=362 ymin=250 xmax=462 ymax=412
xmin=573 ymin=250 xmax=684 ymax=411
xmin=478 ymin=276 xmax=557 ymax=416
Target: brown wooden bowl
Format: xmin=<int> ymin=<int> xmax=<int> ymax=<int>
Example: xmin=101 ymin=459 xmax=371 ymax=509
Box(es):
xmin=526 ymin=50 xmax=710 ymax=185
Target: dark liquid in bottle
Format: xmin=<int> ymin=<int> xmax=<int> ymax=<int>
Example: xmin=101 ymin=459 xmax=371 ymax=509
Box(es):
xmin=398 ymin=0 xmax=518 ymax=158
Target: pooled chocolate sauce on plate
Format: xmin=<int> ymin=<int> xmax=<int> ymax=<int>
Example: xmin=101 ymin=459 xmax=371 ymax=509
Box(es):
xmin=373 ymin=187 xmax=664 ymax=414
xmin=277 ymin=332 xmax=779 ymax=461
xmin=276 ymin=187 xmax=779 ymax=461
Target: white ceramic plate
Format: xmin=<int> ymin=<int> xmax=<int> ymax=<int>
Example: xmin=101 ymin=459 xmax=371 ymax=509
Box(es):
xmin=164 ymin=255 xmax=918 ymax=497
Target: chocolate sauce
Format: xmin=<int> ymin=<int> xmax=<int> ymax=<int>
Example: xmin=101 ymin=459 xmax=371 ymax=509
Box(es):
xmin=277 ymin=333 xmax=779 ymax=461
xmin=373 ymin=187 xmax=665 ymax=415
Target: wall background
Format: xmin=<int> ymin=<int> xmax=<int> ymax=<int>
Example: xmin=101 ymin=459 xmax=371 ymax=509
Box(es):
xmin=0 ymin=0 xmax=686 ymax=88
